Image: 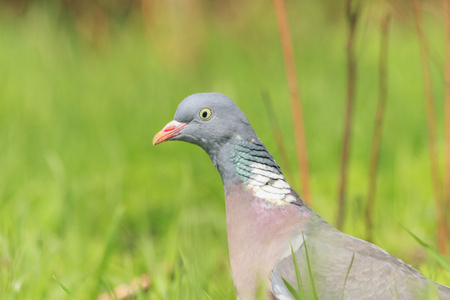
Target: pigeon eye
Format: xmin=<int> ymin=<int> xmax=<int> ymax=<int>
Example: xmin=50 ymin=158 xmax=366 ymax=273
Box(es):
xmin=199 ymin=108 xmax=212 ymax=120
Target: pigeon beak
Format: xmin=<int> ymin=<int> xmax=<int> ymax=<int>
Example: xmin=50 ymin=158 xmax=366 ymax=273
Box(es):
xmin=153 ymin=120 xmax=188 ymax=146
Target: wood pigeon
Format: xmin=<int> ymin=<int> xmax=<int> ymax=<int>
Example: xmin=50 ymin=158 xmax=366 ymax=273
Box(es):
xmin=153 ymin=93 xmax=450 ymax=299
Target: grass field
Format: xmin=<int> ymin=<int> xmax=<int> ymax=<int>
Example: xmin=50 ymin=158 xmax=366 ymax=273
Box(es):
xmin=0 ymin=1 xmax=449 ymax=299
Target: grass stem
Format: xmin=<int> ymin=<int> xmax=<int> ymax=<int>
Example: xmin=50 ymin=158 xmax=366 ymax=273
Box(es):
xmin=412 ymin=0 xmax=447 ymax=255
xmin=341 ymin=252 xmax=355 ymax=300
xmin=261 ymin=91 xmax=295 ymax=184
xmin=443 ymin=0 xmax=450 ymax=256
xmin=337 ymin=0 xmax=359 ymax=230
xmin=365 ymin=14 xmax=391 ymax=242
xmin=272 ymin=0 xmax=311 ymax=206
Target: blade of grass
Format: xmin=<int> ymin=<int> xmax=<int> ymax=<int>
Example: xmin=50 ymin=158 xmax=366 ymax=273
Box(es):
xmin=302 ymin=233 xmax=318 ymax=300
xmin=256 ymin=281 xmax=269 ymax=300
xmin=337 ymin=0 xmax=360 ymax=230
xmin=341 ymin=252 xmax=355 ymax=300
xmin=412 ymin=0 xmax=446 ymax=255
xmin=261 ymin=91 xmax=294 ymax=184
xmin=282 ymin=278 xmax=301 ymax=300
xmin=404 ymin=227 xmax=450 ymax=272
xmin=272 ymin=0 xmax=311 ymax=205
xmin=91 ymin=206 xmax=124 ymax=299
xmin=366 ymin=13 xmax=391 ymax=242
xmin=443 ymin=0 xmax=450 ymax=254
xmin=281 ymin=241 xmax=304 ymax=299
xmin=98 ymin=277 xmax=114 ymax=300
xmin=53 ymin=275 xmax=78 ymax=300
xmin=176 ymin=251 xmax=186 ymax=300
xmin=394 ymin=275 xmax=400 ymax=300
xmin=291 ymin=241 xmax=304 ymax=299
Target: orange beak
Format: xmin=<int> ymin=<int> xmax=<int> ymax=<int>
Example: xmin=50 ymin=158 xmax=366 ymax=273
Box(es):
xmin=153 ymin=120 xmax=188 ymax=146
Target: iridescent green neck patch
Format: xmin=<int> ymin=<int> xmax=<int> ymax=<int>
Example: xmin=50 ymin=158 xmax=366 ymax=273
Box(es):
xmin=231 ymin=140 xmax=296 ymax=206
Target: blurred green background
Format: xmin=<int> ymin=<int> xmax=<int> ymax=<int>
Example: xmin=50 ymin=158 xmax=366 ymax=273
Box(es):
xmin=0 ymin=0 xmax=449 ymax=299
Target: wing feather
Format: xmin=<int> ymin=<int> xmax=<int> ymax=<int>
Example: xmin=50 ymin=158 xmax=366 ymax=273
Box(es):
xmin=272 ymin=223 xmax=448 ymax=299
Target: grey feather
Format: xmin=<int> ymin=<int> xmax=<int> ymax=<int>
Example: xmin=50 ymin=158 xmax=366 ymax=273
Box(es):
xmin=272 ymin=222 xmax=450 ymax=299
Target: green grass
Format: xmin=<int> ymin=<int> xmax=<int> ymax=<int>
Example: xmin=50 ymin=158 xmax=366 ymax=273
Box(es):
xmin=0 ymin=1 xmax=449 ymax=299
xmin=282 ymin=243 xmax=304 ymax=300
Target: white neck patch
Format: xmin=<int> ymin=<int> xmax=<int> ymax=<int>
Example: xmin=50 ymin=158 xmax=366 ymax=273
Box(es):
xmin=241 ymin=162 xmax=297 ymax=206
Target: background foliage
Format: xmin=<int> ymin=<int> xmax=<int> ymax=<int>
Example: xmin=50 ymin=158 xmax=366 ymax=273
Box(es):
xmin=0 ymin=0 xmax=449 ymax=298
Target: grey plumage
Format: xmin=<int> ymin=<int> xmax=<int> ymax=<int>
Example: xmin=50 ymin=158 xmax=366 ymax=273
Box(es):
xmin=153 ymin=93 xmax=450 ymax=299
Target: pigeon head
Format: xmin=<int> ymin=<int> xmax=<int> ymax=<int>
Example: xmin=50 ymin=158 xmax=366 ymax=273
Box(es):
xmin=153 ymin=93 xmax=257 ymax=153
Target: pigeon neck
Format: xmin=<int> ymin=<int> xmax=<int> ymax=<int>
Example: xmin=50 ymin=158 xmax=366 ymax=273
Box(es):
xmin=210 ymin=138 xmax=305 ymax=207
